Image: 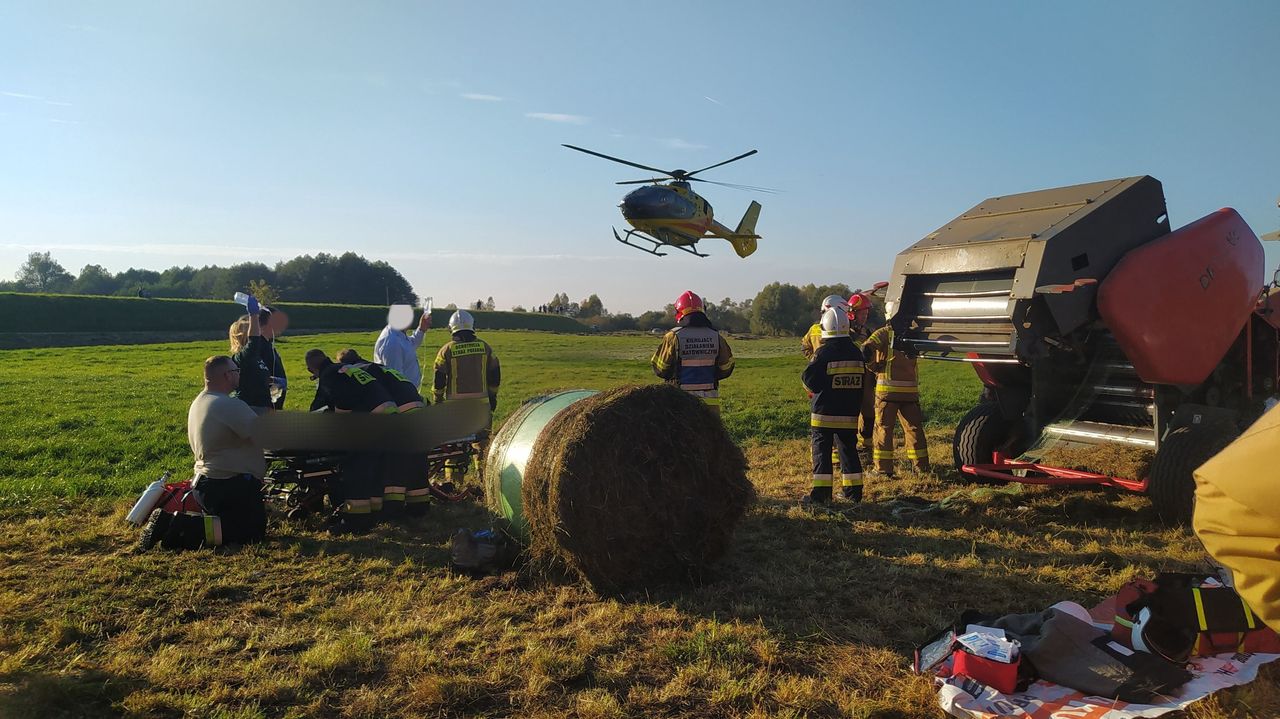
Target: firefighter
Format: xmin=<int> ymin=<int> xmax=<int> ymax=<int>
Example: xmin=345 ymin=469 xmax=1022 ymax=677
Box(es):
xmin=433 ymin=310 xmax=501 ymax=483
xmin=862 ymin=323 xmax=931 ymax=477
xmin=801 ymin=294 xmax=853 ymax=474
xmin=651 ymin=290 xmax=735 ymax=414
xmin=336 ymin=349 xmax=431 ymax=517
xmin=847 ymin=293 xmax=877 ymax=457
xmin=802 ymin=308 xmax=865 ymax=504
xmin=305 ymin=349 xmax=398 ymax=534
xmin=801 ymin=294 xmax=851 ymax=361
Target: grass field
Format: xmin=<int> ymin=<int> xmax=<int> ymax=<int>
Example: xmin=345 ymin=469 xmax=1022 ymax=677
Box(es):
xmin=0 ymin=331 xmax=1274 ymax=718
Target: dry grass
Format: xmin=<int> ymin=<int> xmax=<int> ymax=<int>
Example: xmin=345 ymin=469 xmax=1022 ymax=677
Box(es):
xmin=0 ymin=430 xmax=1273 ymax=718
xmin=1031 ymin=442 xmax=1156 ymax=480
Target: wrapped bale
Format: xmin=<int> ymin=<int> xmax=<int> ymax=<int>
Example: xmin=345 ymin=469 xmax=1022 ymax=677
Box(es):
xmin=511 ymin=384 xmax=753 ymax=592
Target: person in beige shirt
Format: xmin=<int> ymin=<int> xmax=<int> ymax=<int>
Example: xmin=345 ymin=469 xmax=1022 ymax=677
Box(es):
xmin=189 ymin=356 xmax=267 ymax=480
xmin=141 ymin=356 xmax=269 ymax=551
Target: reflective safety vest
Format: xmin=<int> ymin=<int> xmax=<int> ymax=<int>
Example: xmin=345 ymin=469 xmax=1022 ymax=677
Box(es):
xmin=434 ymin=339 xmax=496 ymax=401
xmin=862 ymin=326 xmax=919 ymax=400
xmin=652 ymin=324 xmax=734 ymax=406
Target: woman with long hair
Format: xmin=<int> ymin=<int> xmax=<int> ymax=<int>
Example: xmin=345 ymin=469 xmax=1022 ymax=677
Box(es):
xmin=228 ymin=302 xmax=273 ymax=415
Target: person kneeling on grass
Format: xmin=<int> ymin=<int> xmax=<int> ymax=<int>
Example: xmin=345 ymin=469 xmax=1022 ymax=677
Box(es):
xmin=138 ymin=355 xmax=267 ymax=551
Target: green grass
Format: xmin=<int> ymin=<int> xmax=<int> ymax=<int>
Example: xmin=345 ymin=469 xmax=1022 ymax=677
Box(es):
xmin=0 ymin=329 xmax=978 ymax=508
xmin=1 ymin=331 xmax=1273 ymax=718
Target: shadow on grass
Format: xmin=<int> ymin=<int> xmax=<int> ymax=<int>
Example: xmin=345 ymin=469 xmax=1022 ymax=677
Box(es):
xmin=0 ymin=668 xmax=141 ymax=719
xmin=610 ymin=470 xmax=1192 ymax=655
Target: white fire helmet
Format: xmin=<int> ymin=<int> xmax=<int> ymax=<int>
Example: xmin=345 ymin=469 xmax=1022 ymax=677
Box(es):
xmin=820 ymin=307 xmax=850 ymax=338
xmin=821 ymin=294 xmax=850 ymax=312
xmin=448 ymin=310 xmax=475 ymax=332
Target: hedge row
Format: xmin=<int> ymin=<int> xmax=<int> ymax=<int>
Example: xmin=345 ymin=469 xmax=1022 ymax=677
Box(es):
xmin=0 ymin=293 xmax=584 ymax=334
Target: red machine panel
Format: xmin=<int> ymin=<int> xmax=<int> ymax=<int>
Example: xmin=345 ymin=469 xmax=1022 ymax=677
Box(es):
xmin=1098 ymin=208 xmax=1263 ymax=386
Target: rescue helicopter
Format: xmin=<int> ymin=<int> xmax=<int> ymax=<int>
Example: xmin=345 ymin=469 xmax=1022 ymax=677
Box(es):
xmin=563 ymin=144 xmax=767 ymax=258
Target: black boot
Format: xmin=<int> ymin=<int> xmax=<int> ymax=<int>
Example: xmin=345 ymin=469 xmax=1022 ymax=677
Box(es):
xmin=136 ymin=509 xmax=172 ymax=552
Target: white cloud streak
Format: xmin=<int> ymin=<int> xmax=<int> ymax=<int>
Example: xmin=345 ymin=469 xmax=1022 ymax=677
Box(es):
xmin=2 ymin=91 xmax=44 ymax=100
xmin=660 ymin=137 xmax=707 ymax=150
xmin=461 ymin=93 xmax=503 ymax=102
xmin=525 ymin=112 xmax=590 ymax=125
xmin=704 ymin=96 xmax=724 ymax=106
xmin=48 ymin=118 xmax=83 ymax=125
xmin=45 ymin=100 xmax=74 ymax=107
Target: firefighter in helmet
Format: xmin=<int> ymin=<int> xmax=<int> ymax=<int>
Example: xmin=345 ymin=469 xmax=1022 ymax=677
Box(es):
xmin=801 ymin=294 xmax=851 ymax=362
xmin=862 ymin=320 xmax=930 ymax=477
xmin=433 ymin=310 xmax=501 ymax=482
xmin=802 ymin=308 xmax=866 ymax=504
xmin=801 ymin=294 xmax=853 ymax=475
xmin=847 ymin=293 xmax=877 ymax=458
xmin=651 ymin=291 xmax=735 ymax=414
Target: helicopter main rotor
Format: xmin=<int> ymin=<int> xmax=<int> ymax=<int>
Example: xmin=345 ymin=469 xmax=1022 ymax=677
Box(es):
xmin=562 ymin=144 xmax=772 ymax=192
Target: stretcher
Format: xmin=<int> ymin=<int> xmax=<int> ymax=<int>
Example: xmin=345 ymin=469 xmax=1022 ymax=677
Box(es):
xmin=261 ymin=435 xmax=480 ymax=519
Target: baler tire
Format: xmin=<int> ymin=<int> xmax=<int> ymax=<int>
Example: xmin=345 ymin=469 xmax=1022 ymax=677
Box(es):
xmin=1148 ymin=424 xmax=1236 ymax=526
xmin=952 ymin=402 xmax=1010 ymax=485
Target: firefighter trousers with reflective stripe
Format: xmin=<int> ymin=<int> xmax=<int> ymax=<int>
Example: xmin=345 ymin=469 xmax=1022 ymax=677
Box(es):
xmin=872 ymin=397 xmax=930 ymax=474
xmin=811 ymin=426 xmax=863 ymax=503
xmin=384 ymin=452 xmax=429 ymax=508
xmin=858 ymin=370 xmax=876 ymax=450
xmin=339 ymin=453 xmax=381 ymax=516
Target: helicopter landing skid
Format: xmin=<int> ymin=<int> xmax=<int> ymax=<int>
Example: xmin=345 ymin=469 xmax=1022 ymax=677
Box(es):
xmin=613 ymin=227 xmax=708 ymax=258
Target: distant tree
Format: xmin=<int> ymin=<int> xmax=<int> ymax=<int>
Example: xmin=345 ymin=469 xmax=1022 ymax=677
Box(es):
xmin=751 ymin=282 xmax=809 ymax=336
xmin=705 ymin=296 xmax=751 ymax=333
xmin=248 ymin=279 xmax=280 ymax=306
xmin=584 ymin=313 xmax=638 ymax=332
xmin=112 ymin=268 xmax=162 ymax=296
xmin=15 ymin=252 xmax=73 ymax=293
xmin=71 ymin=264 xmax=119 ymax=295
xmin=484 ymin=296 xmax=496 ymax=311
xmin=578 ymin=293 xmax=604 ymax=318
xmin=444 ymin=303 xmax=458 ymax=310
xmin=511 ymin=305 xmax=527 ymax=313
xmin=635 ymin=310 xmax=669 ymax=331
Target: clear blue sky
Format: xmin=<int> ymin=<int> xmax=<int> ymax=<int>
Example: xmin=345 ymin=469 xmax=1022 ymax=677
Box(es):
xmin=3 ymin=1 xmax=1278 ymax=314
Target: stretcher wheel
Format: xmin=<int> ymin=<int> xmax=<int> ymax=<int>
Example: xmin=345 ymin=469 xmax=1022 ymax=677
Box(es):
xmin=1148 ymin=423 xmax=1236 ymax=525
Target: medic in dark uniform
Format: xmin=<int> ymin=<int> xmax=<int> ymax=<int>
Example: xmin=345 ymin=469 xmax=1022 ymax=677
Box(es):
xmin=335 ymin=349 xmax=432 ymax=517
xmin=304 ymin=349 xmax=396 ymax=534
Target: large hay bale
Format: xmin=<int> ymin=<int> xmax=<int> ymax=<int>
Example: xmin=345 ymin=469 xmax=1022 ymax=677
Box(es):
xmin=521 ymin=384 xmax=753 ymax=592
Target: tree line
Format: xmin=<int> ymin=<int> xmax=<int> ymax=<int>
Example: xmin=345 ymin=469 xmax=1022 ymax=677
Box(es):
xmin=6 ymin=251 xmax=881 ymax=336
xmin=532 ymin=283 xmax=884 ymax=336
xmin=2 ymin=251 xmax=417 ymax=307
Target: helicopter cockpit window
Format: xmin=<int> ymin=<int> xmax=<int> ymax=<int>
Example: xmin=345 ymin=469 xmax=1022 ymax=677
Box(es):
xmin=703 ymin=200 xmax=712 ymax=215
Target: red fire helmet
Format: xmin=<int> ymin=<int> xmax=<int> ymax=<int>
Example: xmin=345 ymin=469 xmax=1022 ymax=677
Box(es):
xmin=674 ymin=290 xmax=705 ymax=320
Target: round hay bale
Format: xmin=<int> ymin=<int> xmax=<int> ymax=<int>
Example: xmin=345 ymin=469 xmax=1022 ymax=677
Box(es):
xmin=521 ymin=383 xmax=753 ymax=592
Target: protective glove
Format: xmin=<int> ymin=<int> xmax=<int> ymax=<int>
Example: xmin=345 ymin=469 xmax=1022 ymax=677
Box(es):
xmin=245 ymin=295 xmax=260 ymax=315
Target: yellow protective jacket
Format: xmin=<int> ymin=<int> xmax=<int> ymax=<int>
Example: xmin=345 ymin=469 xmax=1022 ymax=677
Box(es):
xmin=433 ymin=331 xmax=500 ymax=409
xmin=1194 ymin=405 xmax=1280 ymax=631
xmin=651 ymin=315 xmax=734 ymax=406
xmin=802 ymin=322 xmax=867 ymax=362
xmin=861 ymin=325 xmax=918 ymax=400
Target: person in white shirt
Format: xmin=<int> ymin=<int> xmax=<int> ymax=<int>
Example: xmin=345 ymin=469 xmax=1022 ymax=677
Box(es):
xmin=373 ymin=305 xmax=431 ymax=388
